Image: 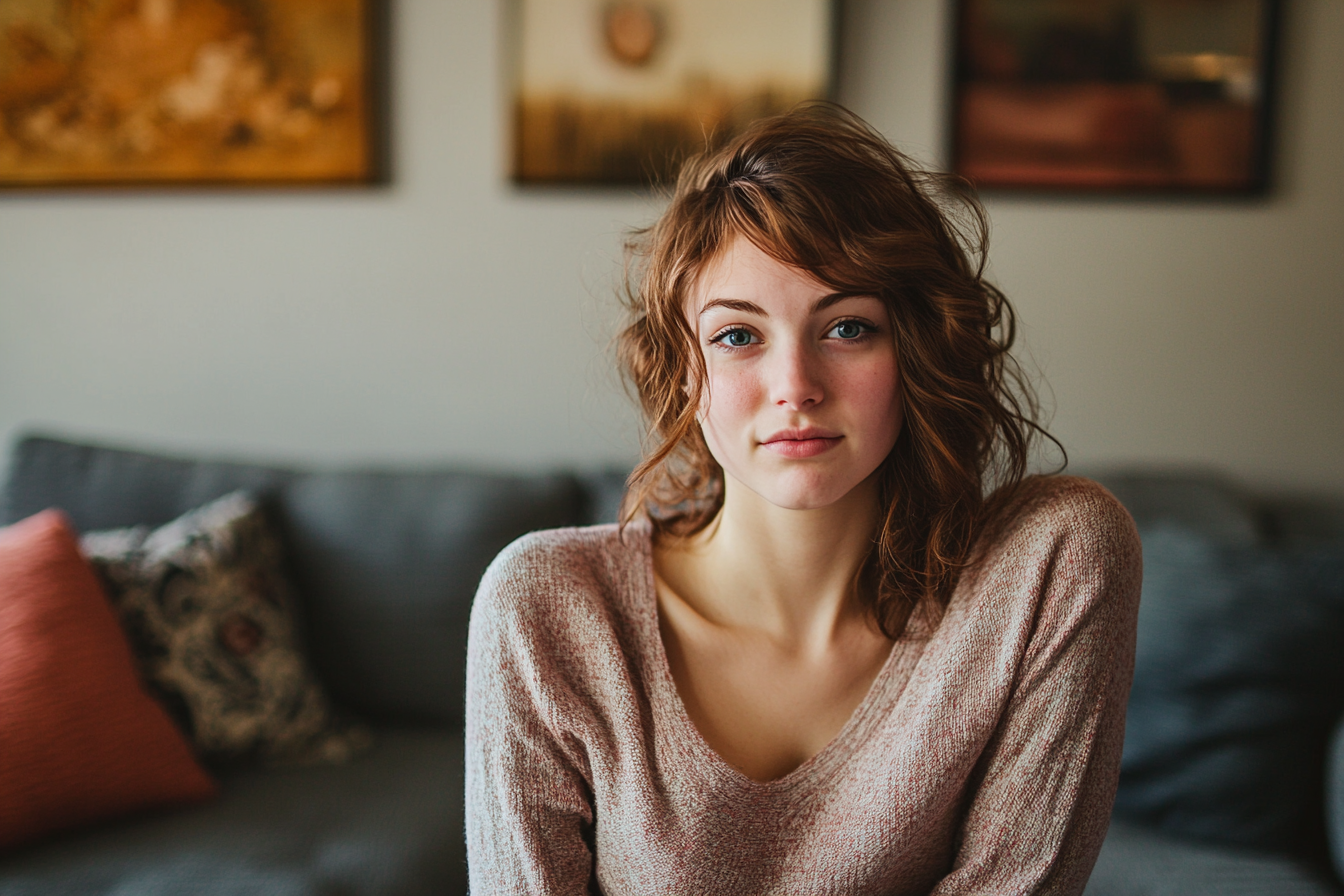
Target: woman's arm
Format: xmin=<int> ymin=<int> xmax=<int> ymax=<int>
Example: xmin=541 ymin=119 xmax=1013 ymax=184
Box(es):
xmin=931 ymin=482 xmax=1143 ymax=896
xmin=465 ymin=539 xmax=597 ymax=896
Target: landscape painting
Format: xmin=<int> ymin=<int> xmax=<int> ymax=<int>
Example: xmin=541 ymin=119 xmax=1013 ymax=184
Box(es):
xmin=0 ymin=0 xmax=377 ymax=187
xmin=952 ymin=0 xmax=1278 ymax=193
xmin=513 ymin=0 xmax=833 ymax=186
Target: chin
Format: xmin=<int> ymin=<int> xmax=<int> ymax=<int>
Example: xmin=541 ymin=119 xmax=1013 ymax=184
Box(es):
xmin=735 ymin=470 xmax=866 ymax=512
xmin=771 ymin=492 xmax=851 ymax=512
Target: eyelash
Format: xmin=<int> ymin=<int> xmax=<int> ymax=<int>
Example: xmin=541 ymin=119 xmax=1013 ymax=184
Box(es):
xmin=707 ymin=318 xmax=878 ymax=351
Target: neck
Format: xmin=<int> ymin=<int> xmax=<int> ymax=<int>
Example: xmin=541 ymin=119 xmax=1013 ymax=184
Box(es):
xmin=675 ymin=474 xmax=883 ymax=652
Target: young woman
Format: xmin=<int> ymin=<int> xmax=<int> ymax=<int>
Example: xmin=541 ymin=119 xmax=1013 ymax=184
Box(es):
xmin=466 ymin=104 xmax=1142 ymax=895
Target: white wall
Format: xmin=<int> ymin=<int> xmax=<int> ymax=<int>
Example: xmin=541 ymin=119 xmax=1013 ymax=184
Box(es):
xmin=1 ymin=0 xmax=1340 ymax=491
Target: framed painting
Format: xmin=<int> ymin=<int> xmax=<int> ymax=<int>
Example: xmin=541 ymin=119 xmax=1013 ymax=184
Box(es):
xmin=951 ymin=0 xmax=1280 ymax=194
xmin=512 ymin=0 xmax=834 ymax=187
xmin=0 ymin=0 xmax=384 ymax=188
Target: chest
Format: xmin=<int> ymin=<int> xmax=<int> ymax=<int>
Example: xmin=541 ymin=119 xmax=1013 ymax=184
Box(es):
xmin=596 ymin=794 xmax=955 ymax=896
xmin=657 ymin=609 xmax=894 ymax=782
xmin=577 ymin=578 xmax=1018 ymax=896
xmin=589 ymin=656 xmax=963 ymax=896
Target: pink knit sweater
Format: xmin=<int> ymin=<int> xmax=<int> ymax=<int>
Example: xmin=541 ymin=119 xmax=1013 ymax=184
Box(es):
xmin=466 ymin=476 xmax=1142 ymax=895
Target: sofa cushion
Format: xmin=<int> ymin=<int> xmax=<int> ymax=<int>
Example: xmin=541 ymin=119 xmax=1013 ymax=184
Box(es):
xmin=1 ymin=436 xmax=590 ymax=726
xmin=1084 ymin=819 xmax=1343 ymax=896
xmin=82 ymin=492 xmax=368 ymax=763
xmin=278 ymin=468 xmax=587 ymax=723
xmin=0 ymin=511 xmax=217 ymax=851
xmin=1329 ymin=713 xmax=1344 ymax=883
xmin=1115 ymin=523 xmax=1344 ymax=855
xmin=0 ymin=729 xmax=467 ymax=896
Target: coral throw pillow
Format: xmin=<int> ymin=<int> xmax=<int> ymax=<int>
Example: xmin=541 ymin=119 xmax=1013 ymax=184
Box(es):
xmin=0 ymin=510 xmax=216 ymax=852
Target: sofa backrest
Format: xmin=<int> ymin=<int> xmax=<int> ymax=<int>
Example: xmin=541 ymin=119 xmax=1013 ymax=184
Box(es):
xmin=1 ymin=435 xmax=620 ymax=729
xmin=1088 ymin=468 xmax=1344 ymax=547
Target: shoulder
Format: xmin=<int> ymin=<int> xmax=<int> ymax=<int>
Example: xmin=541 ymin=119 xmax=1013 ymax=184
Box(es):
xmin=467 ymin=522 xmax=654 ymax=734
xmin=966 ymin=476 xmax=1143 ymax=620
xmin=983 ymin=475 xmax=1139 ymax=562
xmin=478 ymin=522 xmax=649 ymax=603
xmin=470 ymin=521 xmax=652 ymax=656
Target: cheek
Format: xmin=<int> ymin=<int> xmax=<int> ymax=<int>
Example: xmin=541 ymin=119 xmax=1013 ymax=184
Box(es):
xmin=698 ymin=364 xmax=761 ymax=438
xmin=847 ymin=359 xmax=904 ymax=441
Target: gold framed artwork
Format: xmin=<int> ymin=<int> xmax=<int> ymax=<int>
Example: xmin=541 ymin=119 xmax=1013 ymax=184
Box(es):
xmin=0 ymin=0 xmax=383 ymax=188
xmin=512 ymin=0 xmax=834 ymax=186
xmin=951 ymin=0 xmax=1280 ymax=194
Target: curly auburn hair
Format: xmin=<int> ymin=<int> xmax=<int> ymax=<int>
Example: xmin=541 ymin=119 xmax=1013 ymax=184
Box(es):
xmin=616 ymin=102 xmax=1057 ymax=639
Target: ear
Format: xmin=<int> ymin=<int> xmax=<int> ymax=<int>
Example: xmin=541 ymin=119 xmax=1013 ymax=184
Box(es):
xmin=684 ymin=362 xmax=711 ymax=421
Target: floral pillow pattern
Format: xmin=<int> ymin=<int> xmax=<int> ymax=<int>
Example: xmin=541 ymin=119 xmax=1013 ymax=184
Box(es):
xmin=81 ymin=491 xmax=369 ymax=765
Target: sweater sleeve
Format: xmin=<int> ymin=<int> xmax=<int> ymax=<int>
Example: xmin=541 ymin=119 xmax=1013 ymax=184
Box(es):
xmin=465 ymin=536 xmax=597 ymax=896
xmin=930 ymin=481 xmax=1143 ymax=896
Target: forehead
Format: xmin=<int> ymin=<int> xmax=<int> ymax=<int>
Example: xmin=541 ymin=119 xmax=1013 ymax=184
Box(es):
xmin=687 ymin=235 xmax=828 ymax=313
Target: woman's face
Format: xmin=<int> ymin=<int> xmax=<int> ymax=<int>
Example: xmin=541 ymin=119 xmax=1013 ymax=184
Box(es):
xmin=688 ymin=236 xmax=904 ymax=511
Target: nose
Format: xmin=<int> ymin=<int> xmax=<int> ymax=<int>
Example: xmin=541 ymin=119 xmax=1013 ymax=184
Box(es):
xmin=768 ymin=338 xmax=824 ymax=410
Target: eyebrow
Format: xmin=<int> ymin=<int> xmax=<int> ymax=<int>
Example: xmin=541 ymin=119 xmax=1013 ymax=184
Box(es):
xmin=697 ymin=293 xmax=858 ymax=317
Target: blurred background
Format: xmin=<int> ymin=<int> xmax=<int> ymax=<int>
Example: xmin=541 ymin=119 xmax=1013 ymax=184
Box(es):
xmin=0 ymin=0 xmax=1339 ymax=492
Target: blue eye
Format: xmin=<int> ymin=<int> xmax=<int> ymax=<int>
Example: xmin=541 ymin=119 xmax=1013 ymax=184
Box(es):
xmin=828 ymin=320 xmax=873 ymax=340
xmin=712 ymin=328 xmax=759 ymax=348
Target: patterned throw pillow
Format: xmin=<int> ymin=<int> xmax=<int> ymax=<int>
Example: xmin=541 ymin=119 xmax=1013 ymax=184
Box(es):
xmin=81 ymin=491 xmax=370 ymax=765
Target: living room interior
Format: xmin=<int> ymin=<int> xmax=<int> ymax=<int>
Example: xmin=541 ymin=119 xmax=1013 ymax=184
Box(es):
xmin=0 ymin=1 xmax=1341 ymax=894
xmin=0 ymin=0 xmax=1337 ymax=490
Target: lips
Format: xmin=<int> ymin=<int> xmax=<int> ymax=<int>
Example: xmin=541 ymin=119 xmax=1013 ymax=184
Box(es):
xmin=760 ymin=428 xmax=843 ymax=458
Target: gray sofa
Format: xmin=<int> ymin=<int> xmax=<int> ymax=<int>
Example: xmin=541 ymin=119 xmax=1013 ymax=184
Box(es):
xmin=1084 ymin=471 xmax=1344 ymax=896
xmin=1 ymin=434 xmax=1342 ymax=895
xmin=0 ymin=434 xmax=626 ymax=896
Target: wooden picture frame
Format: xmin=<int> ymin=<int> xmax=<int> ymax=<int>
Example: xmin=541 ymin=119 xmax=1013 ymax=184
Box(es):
xmin=950 ymin=0 xmax=1280 ymax=194
xmin=0 ymin=0 xmax=386 ymax=188
xmin=512 ymin=0 xmax=835 ymax=187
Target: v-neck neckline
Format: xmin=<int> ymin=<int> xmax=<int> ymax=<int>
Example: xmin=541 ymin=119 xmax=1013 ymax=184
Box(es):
xmin=629 ymin=522 xmax=911 ymax=792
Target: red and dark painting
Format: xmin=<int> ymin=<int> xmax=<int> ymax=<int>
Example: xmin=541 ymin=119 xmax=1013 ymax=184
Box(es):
xmin=952 ymin=0 xmax=1277 ymax=193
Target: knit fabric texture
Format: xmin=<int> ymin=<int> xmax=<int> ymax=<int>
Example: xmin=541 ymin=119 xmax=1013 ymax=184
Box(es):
xmin=466 ymin=476 xmax=1142 ymax=895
